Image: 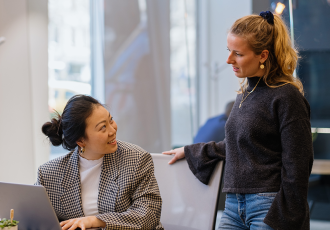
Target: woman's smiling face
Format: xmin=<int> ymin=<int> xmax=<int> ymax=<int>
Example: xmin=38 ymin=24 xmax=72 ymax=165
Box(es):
xmin=78 ymin=105 xmax=118 ymax=160
xmin=226 ymin=33 xmax=267 ymax=79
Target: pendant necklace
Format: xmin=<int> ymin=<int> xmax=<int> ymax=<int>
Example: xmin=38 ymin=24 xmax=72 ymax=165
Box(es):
xmin=239 ymin=77 xmax=262 ymax=108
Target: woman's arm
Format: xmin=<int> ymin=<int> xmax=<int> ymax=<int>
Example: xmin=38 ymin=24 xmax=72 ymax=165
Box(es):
xmin=264 ymin=118 xmax=313 ymax=230
xmin=184 ymin=140 xmax=226 ymax=185
xmin=95 ymin=152 xmax=163 ymax=230
xmin=34 ymin=167 xmax=44 ymax=186
xmin=264 ymin=92 xmax=314 ymax=230
xmin=164 ymin=141 xmax=226 ymax=185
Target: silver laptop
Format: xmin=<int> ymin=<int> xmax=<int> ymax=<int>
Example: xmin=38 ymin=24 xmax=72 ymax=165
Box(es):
xmin=0 ymin=182 xmax=101 ymax=230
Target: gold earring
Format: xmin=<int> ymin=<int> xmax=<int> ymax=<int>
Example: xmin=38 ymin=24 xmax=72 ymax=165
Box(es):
xmin=260 ymin=63 xmax=265 ymax=69
xmin=80 ymin=146 xmax=85 ymax=154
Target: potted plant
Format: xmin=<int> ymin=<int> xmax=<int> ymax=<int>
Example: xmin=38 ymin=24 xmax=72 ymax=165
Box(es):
xmin=0 ymin=210 xmax=18 ymax=230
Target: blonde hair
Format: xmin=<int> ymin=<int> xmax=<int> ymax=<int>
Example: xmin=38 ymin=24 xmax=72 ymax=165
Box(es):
xmin=230 ymin=14 xmax=304 ymax=95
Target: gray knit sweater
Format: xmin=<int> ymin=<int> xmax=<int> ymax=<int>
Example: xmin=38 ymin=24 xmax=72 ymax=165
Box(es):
xmin=184 ymin=77 xmax=314 ymax=230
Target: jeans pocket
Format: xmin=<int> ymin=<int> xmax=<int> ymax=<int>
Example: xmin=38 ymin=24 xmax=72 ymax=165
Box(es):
xmin=256 ymin=192 xmax=278 ymax=197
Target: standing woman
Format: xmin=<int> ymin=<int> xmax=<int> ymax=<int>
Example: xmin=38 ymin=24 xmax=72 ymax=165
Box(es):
xmin=37 ymin=95 xmax=164 ymax=230
xmin=164 ymin=11 xmax=313 ymax=230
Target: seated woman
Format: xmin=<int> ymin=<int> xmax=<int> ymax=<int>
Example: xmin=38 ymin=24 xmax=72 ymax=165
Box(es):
xmin=36 ymin=95 xmax=164 ymax=230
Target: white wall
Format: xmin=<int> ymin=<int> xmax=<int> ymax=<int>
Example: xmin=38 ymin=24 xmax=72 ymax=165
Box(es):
xmin=197 ymin=0 xmax=252 ymax=126
xmin=0 ymin=0 xmax=49 ymax=184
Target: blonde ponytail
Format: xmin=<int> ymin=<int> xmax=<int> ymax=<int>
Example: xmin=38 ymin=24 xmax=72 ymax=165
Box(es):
xmin=272 ymin=15 xmax=304 ymax=94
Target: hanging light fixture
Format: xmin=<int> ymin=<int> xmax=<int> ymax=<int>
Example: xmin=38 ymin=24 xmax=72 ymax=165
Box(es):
xmin=275 ymin=2 xmax=286 ymax=15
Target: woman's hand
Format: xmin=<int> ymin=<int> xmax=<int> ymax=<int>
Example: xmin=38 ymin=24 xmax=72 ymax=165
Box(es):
xmin=162 ymin=147 xmax=185 ymax=164
xmin=60 ymin=216 xmax=106 ymax=230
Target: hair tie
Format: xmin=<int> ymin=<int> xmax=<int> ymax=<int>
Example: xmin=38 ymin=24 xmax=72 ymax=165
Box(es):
xmin=259 ymin=11 xmax=274 ymax=25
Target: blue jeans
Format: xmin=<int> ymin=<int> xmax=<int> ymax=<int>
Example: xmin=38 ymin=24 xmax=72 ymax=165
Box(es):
xmin=218 ymin=193 xmax=276 ymax=230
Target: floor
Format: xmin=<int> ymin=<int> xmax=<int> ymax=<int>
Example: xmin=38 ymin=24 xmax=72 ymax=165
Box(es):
xmin=215 ymin=211 xmax=330 ymax=230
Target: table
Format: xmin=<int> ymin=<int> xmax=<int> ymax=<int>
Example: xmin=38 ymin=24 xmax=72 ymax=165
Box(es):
xmin=311 ymin=159 xmax=330 ymax=175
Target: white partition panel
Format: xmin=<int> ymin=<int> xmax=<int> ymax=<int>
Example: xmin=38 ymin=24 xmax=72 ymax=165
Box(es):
xmin=152 ymin=154 xmax=223 ymax=230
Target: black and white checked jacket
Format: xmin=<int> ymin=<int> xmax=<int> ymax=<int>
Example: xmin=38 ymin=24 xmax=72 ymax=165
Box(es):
xmin=36 ymin=140 xmax=164 ymax=230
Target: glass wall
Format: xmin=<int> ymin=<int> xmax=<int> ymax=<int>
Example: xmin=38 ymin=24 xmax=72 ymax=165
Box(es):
xmin=102 ymin=0 xmax=171 ymax=153
xmin=48 ymin=0 xmax=91 ymax=158
xmin=48 ymin=0 xmax=198 ymax=154
xmin=170 ymin=0 xmax=197 ymax=148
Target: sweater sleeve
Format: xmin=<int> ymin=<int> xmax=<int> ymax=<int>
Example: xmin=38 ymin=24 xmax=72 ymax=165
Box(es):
xmin=96 ymin=152 xmax=163 ymax=230
xmin=184 ymin=140 xmax=226 ymax=185
xmin=264 ymin=93 xmax=314 ymax=230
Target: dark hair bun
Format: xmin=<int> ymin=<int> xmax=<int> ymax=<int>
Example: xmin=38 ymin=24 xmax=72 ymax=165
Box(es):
xmin=42 ymin=117 xmax=63 ymax=146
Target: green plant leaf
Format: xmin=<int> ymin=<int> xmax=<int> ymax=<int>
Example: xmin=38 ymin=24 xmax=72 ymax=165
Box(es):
xmin=0 ymin=218 xmax=18 ymax=228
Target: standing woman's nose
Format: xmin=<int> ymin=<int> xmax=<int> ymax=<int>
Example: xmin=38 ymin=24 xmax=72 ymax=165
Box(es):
xmin=226 ymin=52 xmax=235 ymax=64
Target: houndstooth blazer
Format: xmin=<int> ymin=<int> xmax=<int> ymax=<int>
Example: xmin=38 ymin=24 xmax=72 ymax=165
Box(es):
xmin=36 ymin=140 xmax=164 ymax=230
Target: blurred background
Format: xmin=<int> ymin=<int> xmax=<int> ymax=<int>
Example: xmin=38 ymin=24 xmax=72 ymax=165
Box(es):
xmin=0 ymin=0 xmax=329 ymax=228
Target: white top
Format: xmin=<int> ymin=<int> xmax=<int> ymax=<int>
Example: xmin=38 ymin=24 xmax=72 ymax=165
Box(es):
xmin=79 ymin=155 xmax=103 ymax=216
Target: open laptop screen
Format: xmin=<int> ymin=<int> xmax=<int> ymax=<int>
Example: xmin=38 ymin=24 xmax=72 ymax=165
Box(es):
xmin=0 ymin=182 xmax=101 ymax=230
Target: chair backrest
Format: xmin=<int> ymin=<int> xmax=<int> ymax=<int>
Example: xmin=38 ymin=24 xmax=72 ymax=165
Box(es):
xmin=151 ymin=154 xmax=224 ymax=230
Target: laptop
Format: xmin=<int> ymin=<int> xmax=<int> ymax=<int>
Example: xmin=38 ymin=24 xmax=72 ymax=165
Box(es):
xmin=0 ymin=182 xmax=101 ymax=230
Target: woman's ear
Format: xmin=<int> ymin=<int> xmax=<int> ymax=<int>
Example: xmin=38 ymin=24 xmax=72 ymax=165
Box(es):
xmin=76 ymin=138 xmax=85 ymax=148
xmin=260 ymin=50 xmax=269 ymax=63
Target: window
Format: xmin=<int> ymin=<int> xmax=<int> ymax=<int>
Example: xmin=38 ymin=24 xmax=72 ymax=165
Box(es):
xmin=170 ymin=0 xmax=197 ymax=148
xmin=48 ymin=0 xmax=91 ymax=159
xmin=65 ymin=91 xmax=75 ymax=100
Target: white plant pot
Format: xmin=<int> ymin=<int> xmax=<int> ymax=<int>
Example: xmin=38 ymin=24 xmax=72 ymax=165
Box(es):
xmin=2 ymin=226 xmax=18 ymax=230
